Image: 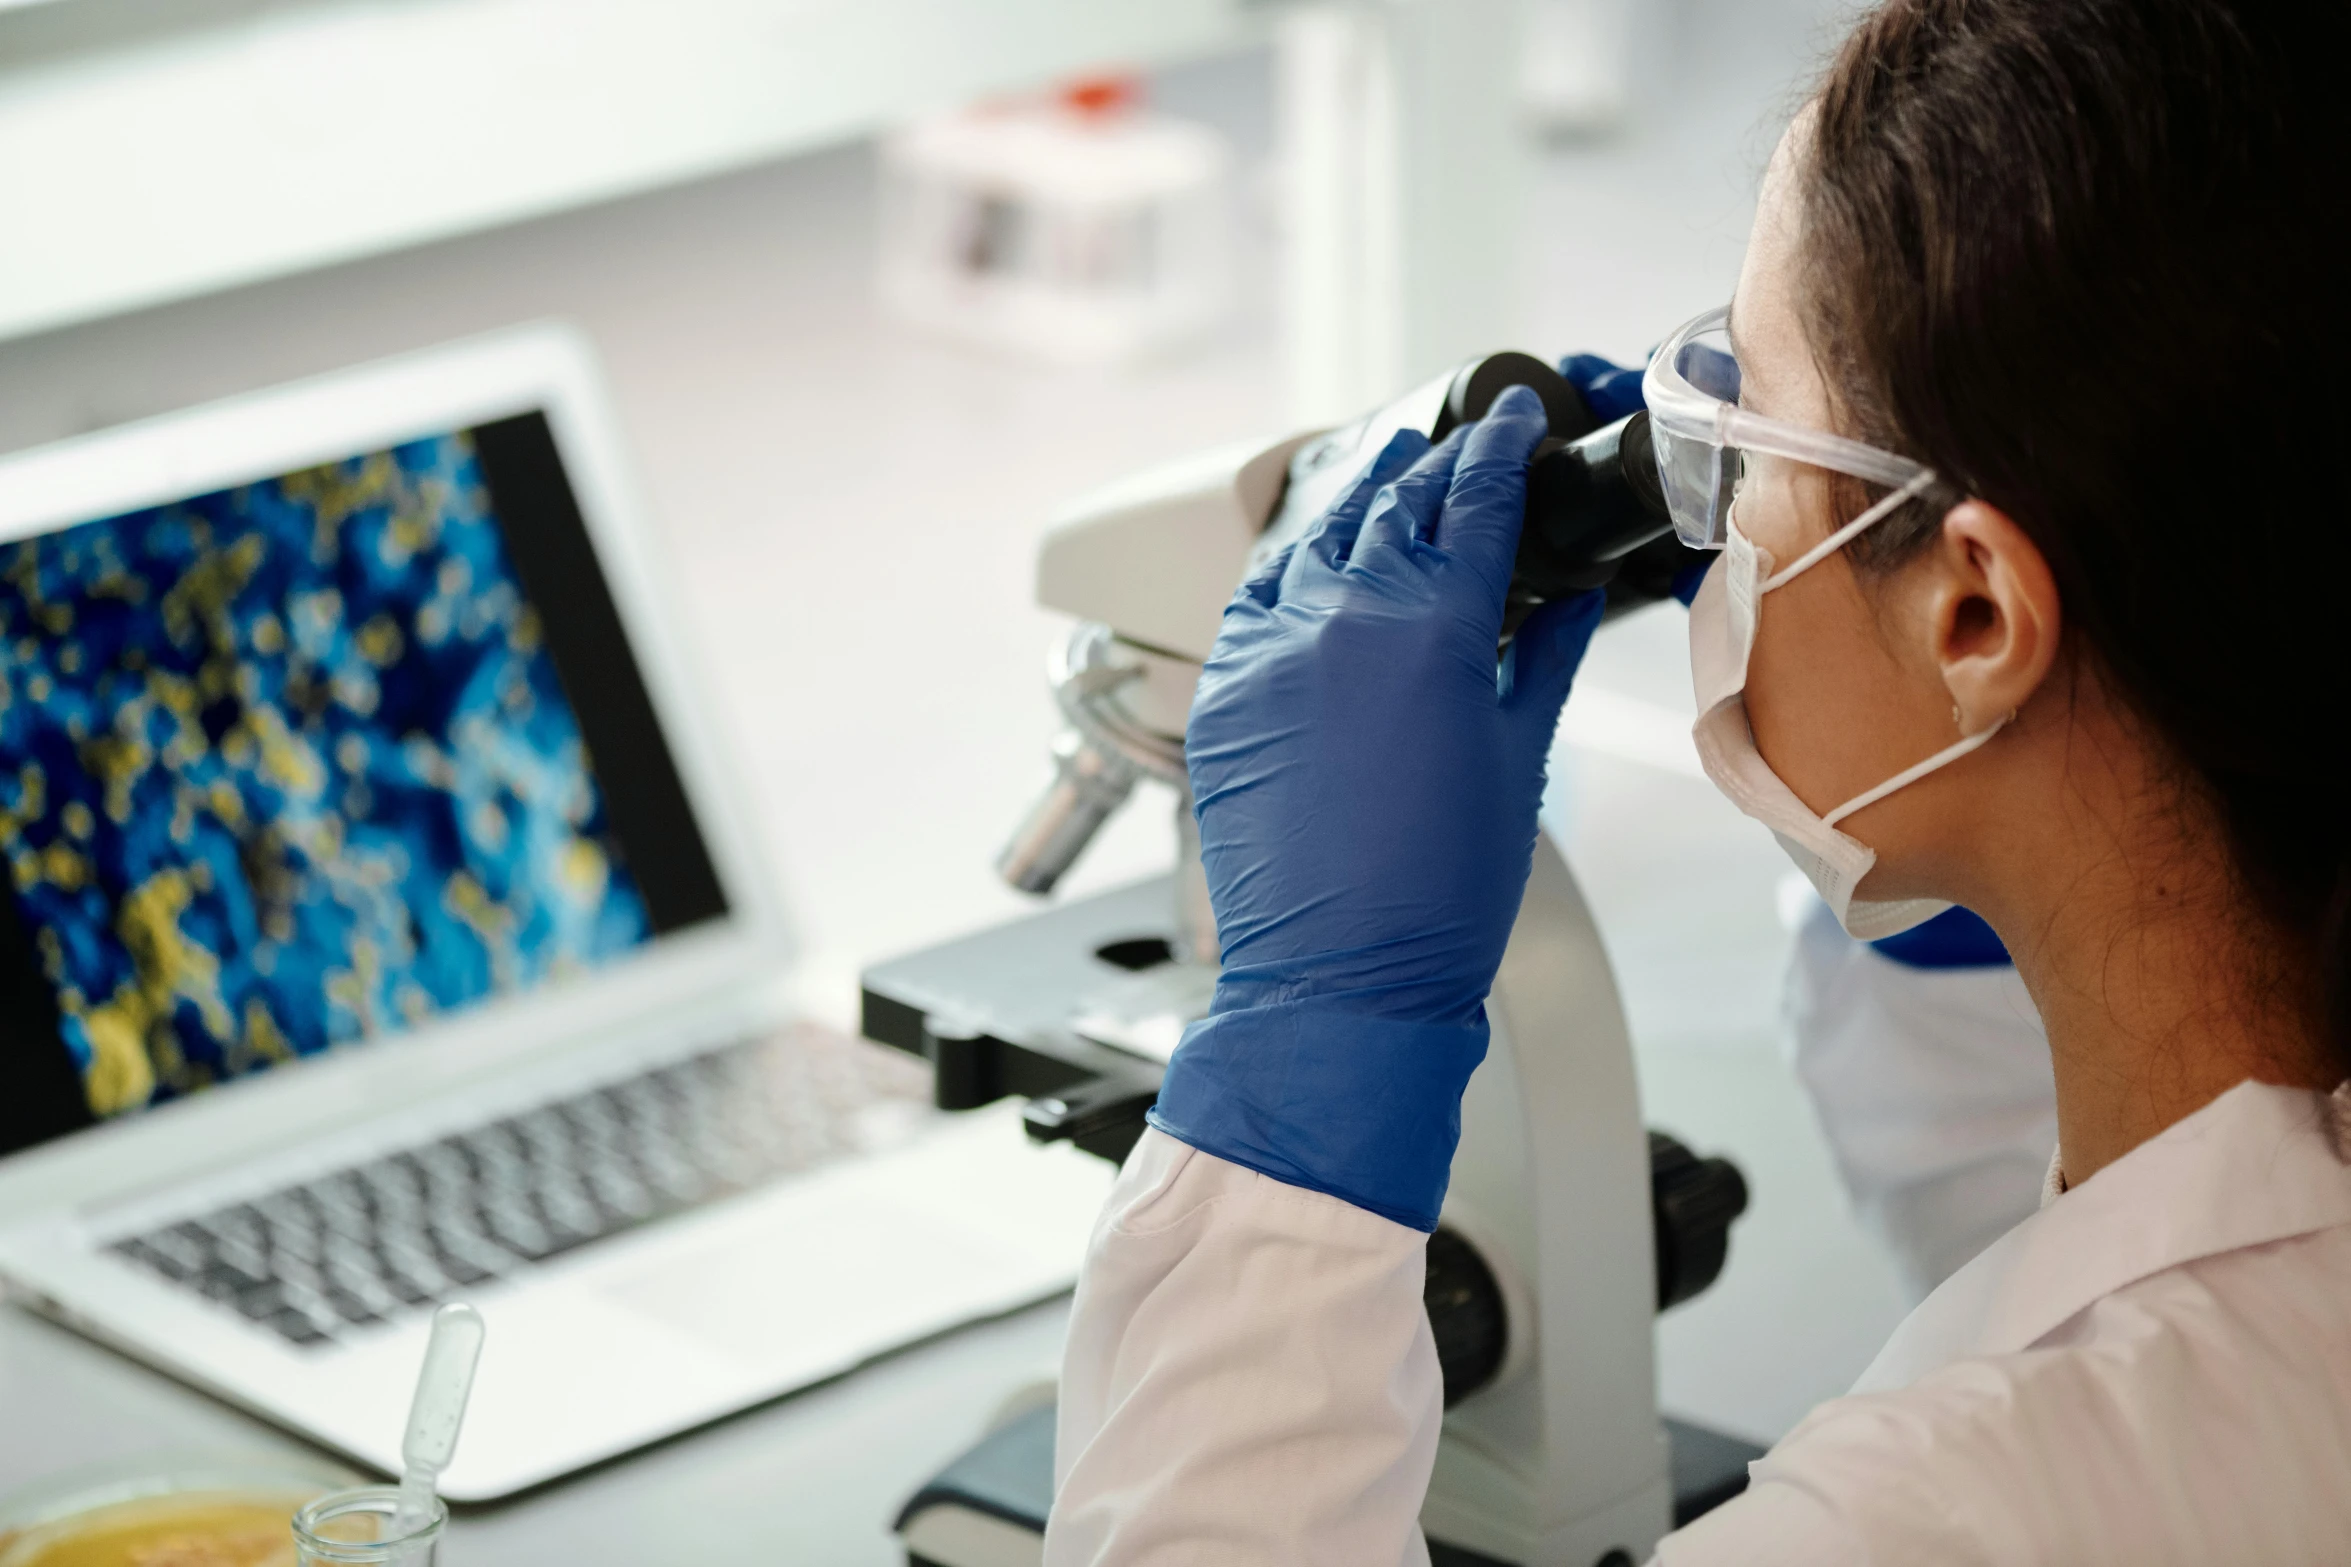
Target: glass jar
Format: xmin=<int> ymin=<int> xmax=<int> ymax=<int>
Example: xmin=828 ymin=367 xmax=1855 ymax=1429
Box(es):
xmin=290 ymin=1487 xmax=445 ymax=1567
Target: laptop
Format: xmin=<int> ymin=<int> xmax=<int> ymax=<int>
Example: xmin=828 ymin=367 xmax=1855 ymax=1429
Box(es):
xmin=0 ymin=325 xmax=1111 ymax=1500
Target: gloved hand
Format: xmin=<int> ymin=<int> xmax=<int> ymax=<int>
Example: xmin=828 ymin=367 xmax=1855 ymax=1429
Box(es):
xmin=1147 ymin=386 xmax=1604 ymax=1230
xmin=1559 ymin=350 xmax=1649 ymax=425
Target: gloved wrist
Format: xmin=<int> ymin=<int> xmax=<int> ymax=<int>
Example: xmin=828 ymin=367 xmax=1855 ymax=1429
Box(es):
xmin=1149 ymin=998 xmax=1490 ymax=1232
xmin=1205 ymin=954 xmax=1493 ymax=1032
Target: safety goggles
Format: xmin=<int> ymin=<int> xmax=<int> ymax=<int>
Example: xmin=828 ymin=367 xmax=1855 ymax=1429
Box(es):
xmin=1640 ymin=304 xmax=1936 ymax=550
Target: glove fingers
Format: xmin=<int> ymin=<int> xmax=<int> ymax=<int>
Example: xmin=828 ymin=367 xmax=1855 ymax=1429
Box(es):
xmin=1285 ymin=428 xmax=1431 ymax=594
xmin=1355 ymin=429 xmax=1467 ymax=563
xmin=1236 ymin=536 xmax=1299 ymax=608
xmin=1431 ymin=384 xmax=1550 ymax=603
xmin=1499 ymin=589 xmax=1605 ymax=719
xmin=1557 ymin=351 xmax=1648 ymax=425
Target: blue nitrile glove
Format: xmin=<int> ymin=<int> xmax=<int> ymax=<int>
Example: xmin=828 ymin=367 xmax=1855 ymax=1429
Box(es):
xmin=1559 ymin=350 xmax=1648 ymax=425
xmin=1147 ymin=386 xmax=1605 ymax=1231
xmin=1870 ymin=905 xmax=2012 ymax=967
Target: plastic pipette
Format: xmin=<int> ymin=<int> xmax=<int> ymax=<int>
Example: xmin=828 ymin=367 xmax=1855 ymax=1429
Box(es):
xmin=390 ymin=1303 xmax=486 ymax=1538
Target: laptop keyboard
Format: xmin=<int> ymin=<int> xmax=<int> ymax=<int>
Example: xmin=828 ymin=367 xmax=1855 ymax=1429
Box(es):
xmin=106 ymin=1026 xmax=936 ymax=1349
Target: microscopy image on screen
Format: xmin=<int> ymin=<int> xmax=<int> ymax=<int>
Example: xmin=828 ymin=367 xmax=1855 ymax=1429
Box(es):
xmin=0 ymin=431 xmax=652 ymax=1120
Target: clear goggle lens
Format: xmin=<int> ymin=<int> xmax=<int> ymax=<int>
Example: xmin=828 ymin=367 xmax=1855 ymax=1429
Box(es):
xmin=1640 ymin=304 xmax=1936 ymax=552
xmin=1651 ymin=321 xmax=1743 ymax=549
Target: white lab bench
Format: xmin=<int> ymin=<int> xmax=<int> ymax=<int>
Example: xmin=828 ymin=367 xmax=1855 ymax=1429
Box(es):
xmin=0 ymin=1286 xmax=1071 ymax=1563
xmin=0 ymin=6 xmax=1911 ymax=1542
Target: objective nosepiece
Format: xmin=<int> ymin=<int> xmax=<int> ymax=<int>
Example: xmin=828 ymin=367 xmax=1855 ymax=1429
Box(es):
xmin=996 ymin=728 xmax=1142 ymax=894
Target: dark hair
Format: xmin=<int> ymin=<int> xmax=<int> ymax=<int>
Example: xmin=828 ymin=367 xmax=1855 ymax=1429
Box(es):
xmin=1800 ymin=0 xmax=2351 ymax=1059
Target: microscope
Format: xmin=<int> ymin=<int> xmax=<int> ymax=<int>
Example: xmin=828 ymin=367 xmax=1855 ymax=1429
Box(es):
xmin=868 ymin=353 xmax=1754 ymax=1567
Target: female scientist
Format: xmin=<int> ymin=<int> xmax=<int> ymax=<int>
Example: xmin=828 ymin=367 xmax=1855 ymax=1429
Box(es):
xmin=1043 ymin=0 xmax=2351 ymax=1560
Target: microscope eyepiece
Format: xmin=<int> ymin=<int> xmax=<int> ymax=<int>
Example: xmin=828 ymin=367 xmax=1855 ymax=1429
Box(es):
xmin=1432 ymin=351 xmax=1598 ymax=448
xmin=1517 ymin=411 xmax=1672 ymax=596
xmin=1435 ymin=351 xmax=1684 ymax=631
xmin=1251 ymin=348 xmax=1699 ymax=641
xmin=1337 ymin=350 xmax=1696 ymax=639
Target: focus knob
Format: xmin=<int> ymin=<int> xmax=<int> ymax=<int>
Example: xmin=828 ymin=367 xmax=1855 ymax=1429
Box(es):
xmin=1650 ymin=1131 xmax=1750 ymax=1310
xmin=1422 ymin=1135 xmax=1750 ymax=1407
xmin=1423 ymin=1226 xmax=1507 ymax=1407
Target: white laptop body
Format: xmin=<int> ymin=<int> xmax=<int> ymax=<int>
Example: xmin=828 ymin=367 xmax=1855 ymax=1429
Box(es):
xmin=0 ymin=327 xmax=1108 ymax=1500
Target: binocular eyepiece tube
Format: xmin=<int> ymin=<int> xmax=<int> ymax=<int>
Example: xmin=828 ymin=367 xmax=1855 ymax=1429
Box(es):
xmin=1518 ymin=410 xmax=1670 ymax=595
xmin=1421 ymin=350 xmax=1685 ymax=638
xmin=1256 ymin=350 xmax=1697 ymax=647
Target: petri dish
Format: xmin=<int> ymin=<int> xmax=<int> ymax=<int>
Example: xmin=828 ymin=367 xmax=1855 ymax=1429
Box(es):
xmin=0 ymin=1454 xmax=356 ymax=1567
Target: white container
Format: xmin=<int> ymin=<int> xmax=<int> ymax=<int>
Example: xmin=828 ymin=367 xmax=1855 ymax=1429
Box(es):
xmin=879 ymin=80 xmax=1234 ymax=364
xmin=1521 ymin=0 xmax=1635 ymax=136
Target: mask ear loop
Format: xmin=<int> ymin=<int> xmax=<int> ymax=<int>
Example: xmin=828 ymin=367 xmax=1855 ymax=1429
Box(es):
xmin=1821 ymin=708 xmax=2016 ymax=829
xmin=1759 ymin=470 xmax=1939 ymax=593
xmin=1743 ymin=463 xmax=1990 ymax=830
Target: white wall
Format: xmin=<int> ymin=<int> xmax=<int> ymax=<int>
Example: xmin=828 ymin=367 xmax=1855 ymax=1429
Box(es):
xmin=0 ymin=0 xmax=1257 ymax=341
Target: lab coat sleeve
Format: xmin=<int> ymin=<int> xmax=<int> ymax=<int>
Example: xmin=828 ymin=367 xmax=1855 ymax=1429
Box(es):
xmin=1651 ymin=1476 xmax=1867 ymax=1566
xmin=1046 ymin=1128 xmax=1441 ymax=1567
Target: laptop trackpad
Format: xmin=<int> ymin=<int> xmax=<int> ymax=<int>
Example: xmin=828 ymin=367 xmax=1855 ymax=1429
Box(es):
xmin=597 ymin=1187 xmax=1053 ymax=1372
xmin=587 ymin=1108 xmax=1111 ymax=1378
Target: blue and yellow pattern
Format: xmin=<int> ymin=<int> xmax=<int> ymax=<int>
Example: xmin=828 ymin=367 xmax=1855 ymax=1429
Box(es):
xmin=0 ymin=432 xmax=650 ymax=1117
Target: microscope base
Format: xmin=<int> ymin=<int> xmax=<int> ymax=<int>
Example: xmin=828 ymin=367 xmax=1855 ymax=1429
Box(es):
xmin=895 ymin=1402 xmax=1762 ymax=1567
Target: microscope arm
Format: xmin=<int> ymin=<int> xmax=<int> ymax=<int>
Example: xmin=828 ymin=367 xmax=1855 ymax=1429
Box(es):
xmin=1036 ymin=430 xmax=1317 ymax=663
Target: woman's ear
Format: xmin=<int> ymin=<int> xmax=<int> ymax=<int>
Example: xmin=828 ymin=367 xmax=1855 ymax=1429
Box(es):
xmin=1928 ymin=500 xmax=2061 ymax=730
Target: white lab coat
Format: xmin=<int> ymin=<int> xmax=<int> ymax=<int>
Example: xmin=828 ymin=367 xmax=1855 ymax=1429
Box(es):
xmin=1783 ymin=900 xmax=2057 ymax=1300
xmin=1047 ymin=1077 xmax=2351 ymax=1564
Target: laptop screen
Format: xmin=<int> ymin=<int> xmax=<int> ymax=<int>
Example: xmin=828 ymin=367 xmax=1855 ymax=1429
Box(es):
xmin=0 ymin=411 xmax=727 ymax=1157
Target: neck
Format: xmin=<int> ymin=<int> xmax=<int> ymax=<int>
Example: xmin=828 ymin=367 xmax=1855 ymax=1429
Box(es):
xmin=1967 ymin=719 xmax=2337 ymax=1185
xmin=1999 ymin=870 xmax=2329 ymax=1186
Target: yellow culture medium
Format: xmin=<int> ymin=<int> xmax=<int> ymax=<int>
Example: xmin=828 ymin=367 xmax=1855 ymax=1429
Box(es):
xmin=0 ymin=1491 xmax=310 ymax=1567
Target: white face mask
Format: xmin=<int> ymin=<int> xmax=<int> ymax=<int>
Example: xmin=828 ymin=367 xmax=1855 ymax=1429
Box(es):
xmin=1687 ymin=475 xmax=2008 ymax=940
